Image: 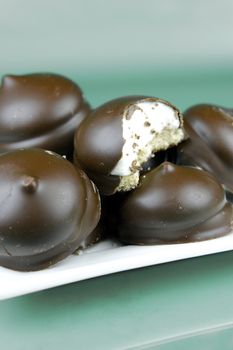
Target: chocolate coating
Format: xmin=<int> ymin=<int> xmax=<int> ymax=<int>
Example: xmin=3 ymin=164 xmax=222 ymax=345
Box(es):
xmin=118 ymin=162 xmax=233 ymax=244
xmin=74 ymin=96 xmax=138 ymax=195
xmin=0 ymin=74 xmax=90 ymax=156
xmin=0 ymin=149 xmax=100 ymax=271
xmin=177 ymin=104 xmax=233 ymax=194
xmin=141 ymin=146 xmax=178 ymax=174
xmin=74 ymin=96 xmax=183 ymax=195
xmin=74 ymin=96 xmax=132 ymax=178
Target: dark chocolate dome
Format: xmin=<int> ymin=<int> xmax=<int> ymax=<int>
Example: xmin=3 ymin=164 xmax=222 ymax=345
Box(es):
xmin=0 ymin=149 xmax=100 ymax=271
xmin=118 ymin=162 xmax=233 ymax=244
xmin=0 ymin=73 xmax=90 ymax=156
xmin=177 ymin=104 xmax=233 ymax=194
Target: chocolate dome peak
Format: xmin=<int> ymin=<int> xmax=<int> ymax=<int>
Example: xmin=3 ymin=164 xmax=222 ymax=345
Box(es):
xmin=0 ymin=148 xmax=100 ymax=271
xmin=0 ymin=73 xmax=90 ymax=156
xmin=21 ymin=175 xmax=38 ymax=193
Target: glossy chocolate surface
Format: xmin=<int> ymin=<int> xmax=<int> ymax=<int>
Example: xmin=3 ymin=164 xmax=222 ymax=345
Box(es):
xmin=118 ymin=162 xmax=233 ymax=244
xmin=74 ymin=96 xmax=182 ymax=195
xmin=177 ymin=104 xmax=233 ymax=193
xmin=0 ymin=74 xmax=90 ymax=156
xmin=0 ymin=149 xmax=100 ymax=271
xmin=141 ymin=146 xmax=177 ymax=174
xmin=75 ymin=97 xmax=132 ymax=175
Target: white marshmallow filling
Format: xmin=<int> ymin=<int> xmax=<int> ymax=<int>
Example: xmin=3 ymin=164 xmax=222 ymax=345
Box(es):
xmin=111 ymin=99 xmax=185 ymax=191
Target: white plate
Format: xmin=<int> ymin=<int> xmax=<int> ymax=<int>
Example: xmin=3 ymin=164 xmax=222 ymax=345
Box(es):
xmin=1 ymin=232 xmax=233 ymax=300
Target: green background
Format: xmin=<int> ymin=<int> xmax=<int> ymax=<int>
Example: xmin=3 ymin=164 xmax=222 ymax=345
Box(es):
xmin=0 ymin=0 xmax=233 ymax=348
